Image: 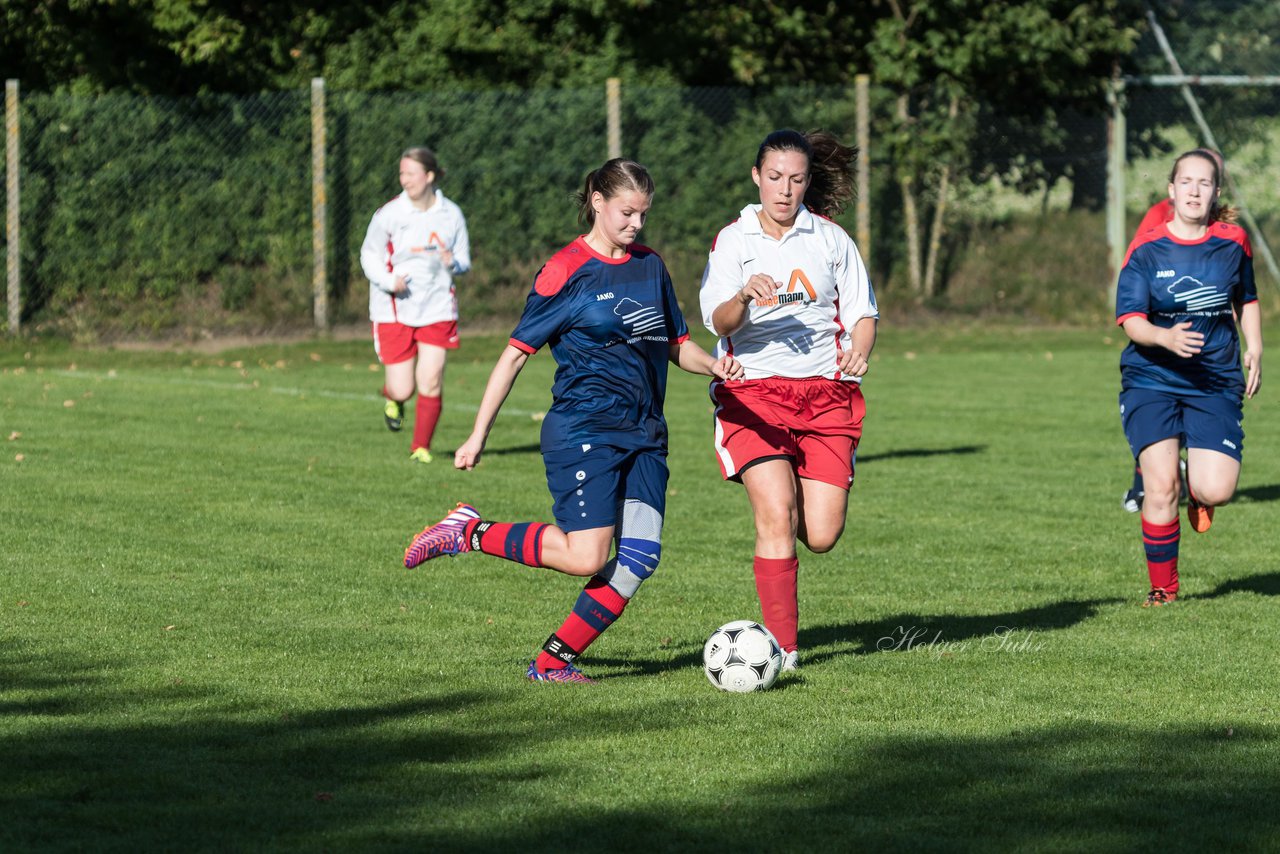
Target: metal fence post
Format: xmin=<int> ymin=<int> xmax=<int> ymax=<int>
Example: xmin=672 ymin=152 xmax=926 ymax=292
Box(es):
xmin=5 ymin=79 xmax=18 ymax=335
xmin=311 ymin=77 xmax=328 ymax=331
xmin=606 ymin=78 xmax=621 ymax=160
xmin=1106 ymin=78 xmax=1126 ymax=308
xmin=855 ymin=74 xmax=870 ymax=268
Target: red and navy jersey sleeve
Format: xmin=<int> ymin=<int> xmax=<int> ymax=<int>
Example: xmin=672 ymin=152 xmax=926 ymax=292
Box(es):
xmin=510 ymin=242 xmax=593 ymax=354
xmin=1116 ymin=230 xmax=1161 ymax=326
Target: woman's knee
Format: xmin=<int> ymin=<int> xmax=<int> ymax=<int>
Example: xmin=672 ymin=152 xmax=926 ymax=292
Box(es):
xmin=559 ymin=544 xmax=612 ymax=577
xmin=800 ymin=524 xmax=845 ymax=554
xmin=1191 ymin=480 xmax=1236 ymax=507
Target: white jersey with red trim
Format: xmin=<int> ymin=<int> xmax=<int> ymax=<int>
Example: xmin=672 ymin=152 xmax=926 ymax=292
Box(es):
xmin=361 ymin=189 xmax=471 ymax=326
xmin=699 ymin=204 xmax=877 ymax=381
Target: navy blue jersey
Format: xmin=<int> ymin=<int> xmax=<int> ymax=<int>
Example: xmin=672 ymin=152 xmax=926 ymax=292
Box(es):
xmin=510 ymin=237 xmax=691 ymax=452
xmin=1116 ymin=222 xmax=1257 ymax=399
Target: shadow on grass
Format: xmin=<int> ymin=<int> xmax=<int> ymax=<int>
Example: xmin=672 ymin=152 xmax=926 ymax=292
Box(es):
xmin=798 ymin=597 xmax=1123 ymax=666
xmin=1190 ymin=571 xmax=1280 ymax=600
xmin=858 ymin=444 xmax=986 ymax=464
xmin=598 ymin=597 xmax=1121 ymax=677
xmin=3 ymin=641 xmax=1276 ymax=852
xmin=1233 ymin=483 xmax=1280 ymax=503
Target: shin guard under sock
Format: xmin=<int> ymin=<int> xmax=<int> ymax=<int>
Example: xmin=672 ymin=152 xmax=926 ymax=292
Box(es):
xmin=464 ymin=520 xmax=549 ymax=567
xmin=1142 ymin=518 xmax=1180 ymax=593
xmin=535 ymin=578 xmax=629 ymax=672
xmin=753 ymin=555 xmax=799 ymax=653
xmin=412 ymin=395 xmax=442 ymax=452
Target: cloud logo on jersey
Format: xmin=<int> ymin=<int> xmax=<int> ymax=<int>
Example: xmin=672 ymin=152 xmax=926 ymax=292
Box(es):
xmin=1166 ymin=275 xmax=1230 ymax=312
xmin=614 ymin=297 xmax=666 ymax=335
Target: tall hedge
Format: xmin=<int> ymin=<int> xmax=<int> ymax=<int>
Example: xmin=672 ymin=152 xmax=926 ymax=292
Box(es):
xmin=8 ymin=84 xmax=884 ymax=331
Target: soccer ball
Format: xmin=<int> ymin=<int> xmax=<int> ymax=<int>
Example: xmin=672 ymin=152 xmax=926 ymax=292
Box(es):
xmin=703 ymin=620 xmax=783 ymax=692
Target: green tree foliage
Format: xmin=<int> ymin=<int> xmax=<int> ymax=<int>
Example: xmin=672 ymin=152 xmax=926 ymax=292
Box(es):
xmin=1128 ymin=0 xmax=1280 ymax=160
xmin=3 ymin=0 xmax=1155 ymax=319
xmin=867 ymin=0 xmax=1142 ymax=295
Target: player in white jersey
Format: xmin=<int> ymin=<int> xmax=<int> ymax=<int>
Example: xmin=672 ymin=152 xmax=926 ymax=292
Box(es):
xmin=699 ymin=129 xmax=879 ymax=671
xmin=360 ymin=146 xmax=472 ymax=464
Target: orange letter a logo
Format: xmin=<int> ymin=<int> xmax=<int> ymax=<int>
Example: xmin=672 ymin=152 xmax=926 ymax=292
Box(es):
xmin=787 ymin=269 xmax=817 ymax=300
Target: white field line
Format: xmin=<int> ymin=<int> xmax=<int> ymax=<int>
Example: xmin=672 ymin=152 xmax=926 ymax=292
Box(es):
xmin=44 ymin=369 xmax=545 ymax=418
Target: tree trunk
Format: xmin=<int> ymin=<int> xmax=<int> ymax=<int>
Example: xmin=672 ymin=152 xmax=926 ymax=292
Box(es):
xmin=900 ymin=174 xmax=922 ymax=295
xmin=923 ymin=96 xmax=960 ymax=298
xmin=923 ymin=167 xmax=950 ymax=298
xmin=897 ymin=94 xmax=922 ymax=295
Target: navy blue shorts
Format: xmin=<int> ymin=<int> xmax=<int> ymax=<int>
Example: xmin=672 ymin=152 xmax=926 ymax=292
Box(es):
xmin=1119 ymin=388 xmax=1244 ymax=461
xmin=543 ymin=444 xmax=669 ymax=533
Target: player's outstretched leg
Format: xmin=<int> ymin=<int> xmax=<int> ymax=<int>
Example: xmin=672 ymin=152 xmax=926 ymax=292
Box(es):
xmin=404 ymin=503 xmax=481 ymax=567
xmin=526 ymin=499 xmax=663 ymax=684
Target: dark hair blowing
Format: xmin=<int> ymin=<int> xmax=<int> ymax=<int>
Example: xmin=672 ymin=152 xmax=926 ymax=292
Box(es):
xmin=755 ymin=129 xmax=858 ymax=218
xmin=575 ymin=158 xmax=655 ymax=226
xmin=401 ymin=146 xmax=445 ymax=183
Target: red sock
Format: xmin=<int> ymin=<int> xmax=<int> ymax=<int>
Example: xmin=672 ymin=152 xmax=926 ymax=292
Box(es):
xmin=753 ymin=556 xmax=799 ymax=652
xmin=535 ymin=578 xmax=629 ymax=671
xmin=1141 ymin=518 xmax=1180 ymax=594
xmin=463 ymin=520 xmax=548 ymax=567
xmin=412 ymin=395 xmax=442 ymax=452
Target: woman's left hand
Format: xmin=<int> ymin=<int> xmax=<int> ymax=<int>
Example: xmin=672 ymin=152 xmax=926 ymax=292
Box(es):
xmin=1244 ymin=350 xmax=1262 ymax=399
xmin=837 ymin=349 xmax=869 ymax=378
xmin=712 ymin=355 xmax=744 ymax=381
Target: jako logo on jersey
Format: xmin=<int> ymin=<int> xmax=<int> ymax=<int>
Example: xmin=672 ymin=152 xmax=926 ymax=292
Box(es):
xmin=1223 ymin=439 xmax=1237 ymax=450
xmin=1156 ymin=270 xmax=1175 ymax=279
xmin=1167 ymin=275 xmax=1230 ymax=311
xmin=614 ymin=297 xmax=666 ymax=335
xmin=754 ymin=269 xmax=818 ymax=306
xmin=596 ymin=292 xmax=615 ymax=301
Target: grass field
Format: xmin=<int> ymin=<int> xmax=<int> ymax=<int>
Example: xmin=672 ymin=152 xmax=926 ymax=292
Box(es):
xmin=3 ymin=325 xmax=1279 ymax=852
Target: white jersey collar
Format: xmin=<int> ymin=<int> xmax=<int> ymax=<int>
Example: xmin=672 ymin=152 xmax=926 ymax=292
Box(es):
xmin=738 ymin=203 xmax=815 ymax=238
xmin=398 ymin=188 xmax=445 ymax=212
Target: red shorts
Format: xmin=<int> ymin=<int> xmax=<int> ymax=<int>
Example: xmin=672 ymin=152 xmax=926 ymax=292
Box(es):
xmin=372 ymin=320 xmax=460 ymax=365
xmin=711 ymin=376 xmax=866 ymax=489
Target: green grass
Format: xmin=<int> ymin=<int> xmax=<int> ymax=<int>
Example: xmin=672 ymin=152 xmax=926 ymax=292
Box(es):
xmin=2 ymin=326 xmax=1279 ymax=852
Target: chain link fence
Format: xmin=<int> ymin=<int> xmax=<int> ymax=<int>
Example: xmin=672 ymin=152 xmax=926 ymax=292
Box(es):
xmin=1123 ymin=79 xmax=1280 ymax=234
xmin=2 ymin=78 xmax=1276 ymax=340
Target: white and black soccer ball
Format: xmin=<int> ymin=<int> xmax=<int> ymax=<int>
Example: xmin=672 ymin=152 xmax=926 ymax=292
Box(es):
xmin=703 ymin=619 xmax=783 ymax=692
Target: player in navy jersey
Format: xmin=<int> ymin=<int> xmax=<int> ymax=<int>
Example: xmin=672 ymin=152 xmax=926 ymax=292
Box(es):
xmin=402 ymin=159 xmax=743 ymax=683
xmin=1121 ymin=148 xmax=1224 ymax=512
xmin=1116 ymin=149 xmax=1263 ymax=607
xmin=700 ymin=130 xmax=878 ymax=669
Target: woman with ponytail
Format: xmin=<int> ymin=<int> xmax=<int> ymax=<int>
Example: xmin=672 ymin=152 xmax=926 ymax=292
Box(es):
xmin=699 ymin=129 xmax=879 ymax=671
xmin=402 ymin=158 xmax=742 ymax=683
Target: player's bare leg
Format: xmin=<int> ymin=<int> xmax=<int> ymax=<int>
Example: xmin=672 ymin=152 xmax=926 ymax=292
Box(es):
xmin=1184 ymin=447 xmax=1240 ymax=533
